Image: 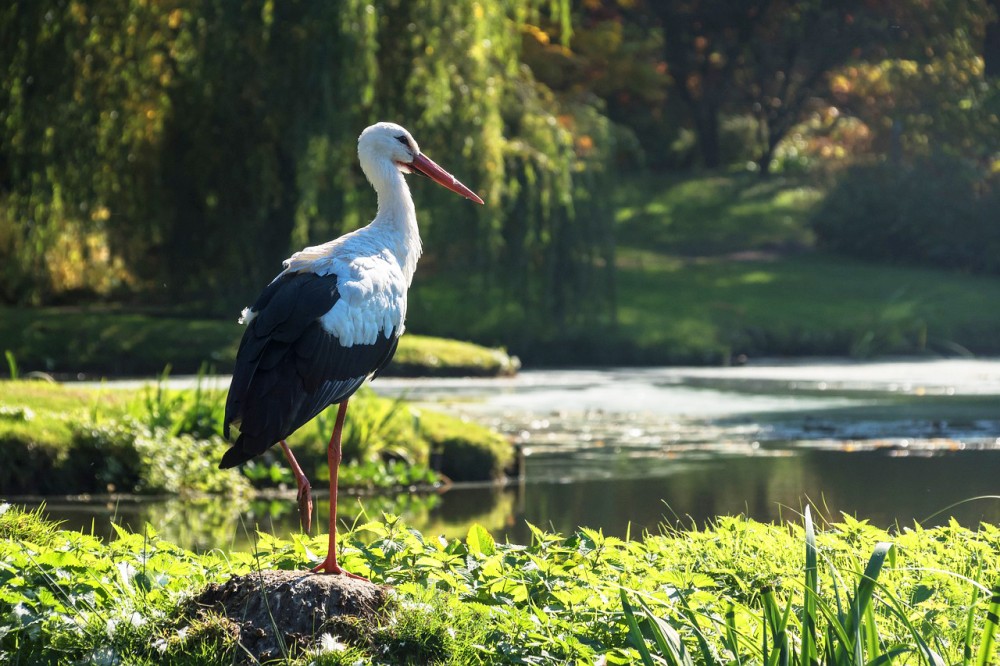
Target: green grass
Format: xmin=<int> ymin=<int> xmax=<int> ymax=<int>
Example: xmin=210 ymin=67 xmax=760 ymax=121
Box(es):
xmin=0 ymin=307 xmax=518 ymax=378
xmin=613 ymin=249 xmax=1000 ymax=362
xmin=610 ymin=172 xmax=1000 ymax=362
xmin=1 ymin=504 xmax=998 ymax=664
xmin=0 ymin=379 xmax=512 ymax=495
xmin=386 ymin=334 xmax=519 ymax=377
xmin=407 ymin=172 xmax=1000 ymax=365
xmin=612 ymin=172 xmax=823 ymax=255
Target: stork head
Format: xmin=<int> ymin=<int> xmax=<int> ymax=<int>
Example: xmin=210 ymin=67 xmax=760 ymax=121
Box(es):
xmin=358 ymin=122 xmax=484 ymax=205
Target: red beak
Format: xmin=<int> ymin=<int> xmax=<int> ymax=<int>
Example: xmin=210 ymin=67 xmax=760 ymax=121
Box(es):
xmin=409 ymin=153 xmax=485 ymax=205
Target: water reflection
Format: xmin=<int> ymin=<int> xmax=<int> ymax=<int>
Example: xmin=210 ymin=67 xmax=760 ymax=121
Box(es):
xmin=25 ymin=443 xmax=1000 ymax=552
xmin=18 ymin=363 xmax=1000 ymax=550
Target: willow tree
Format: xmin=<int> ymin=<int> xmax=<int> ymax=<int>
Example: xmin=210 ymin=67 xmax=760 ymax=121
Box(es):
xmin=0 ymin=0 xmax=616 ymax=334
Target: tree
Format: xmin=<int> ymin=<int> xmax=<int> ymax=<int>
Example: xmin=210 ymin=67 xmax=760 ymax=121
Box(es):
xmin=647 ymin=1 xmax=770 ymax=169
xmin=639 ymin=0 xmax=996 ymax=174
xmin=0 ymin=0 xmax=617 ymax=331
xmin=986 ymin=0 xmax=1000 ymax=77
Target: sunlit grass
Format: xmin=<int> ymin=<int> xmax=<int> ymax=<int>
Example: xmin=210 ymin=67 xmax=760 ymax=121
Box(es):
xmin=612 ymin=172 xmax=822 ymax=255
xmin=0 ymin=307 xmax=516 ymax=378
xmin=1 ymin=505 xmax=998 ymax=664
xmin=0 ymin=378 xmax=511 ymax=496
xmin=612 ymin=250 xmax=1000 ymax=361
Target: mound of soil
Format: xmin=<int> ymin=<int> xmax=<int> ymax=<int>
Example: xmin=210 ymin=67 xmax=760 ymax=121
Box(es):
xmin=192 ymin=570 xmax=390 ymax=663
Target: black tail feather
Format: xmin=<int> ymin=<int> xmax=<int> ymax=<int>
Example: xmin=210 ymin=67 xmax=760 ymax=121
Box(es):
xmin=219 ymin=435 xmax=261 ymax=469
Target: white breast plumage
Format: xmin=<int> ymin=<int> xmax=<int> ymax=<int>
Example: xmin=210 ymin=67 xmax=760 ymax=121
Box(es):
xmin=280 ymin=231 xmax=409 ymax=348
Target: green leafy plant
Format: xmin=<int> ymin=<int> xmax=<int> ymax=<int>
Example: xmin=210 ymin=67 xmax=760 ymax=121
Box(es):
xmin=2 ymin=506 xmax=1000 ymax=664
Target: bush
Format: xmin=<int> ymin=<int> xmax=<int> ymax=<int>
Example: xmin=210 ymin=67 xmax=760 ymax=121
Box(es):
xmin=66 ymin=421 xmax=143 ymax=493
xmin=811 ymin=156 xmax=1000 ymax=273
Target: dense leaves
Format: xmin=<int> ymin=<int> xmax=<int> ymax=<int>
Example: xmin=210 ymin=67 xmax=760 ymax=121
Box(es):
xmin=569 ymin=0 xmax=999 ymax=174
xmin=1 ymin=506 xmax=999 ymax=663
xmin=0 ymin=0 xmax=615 ymax=332
xmin=812 ymin=155 xmax=1000 ymax=274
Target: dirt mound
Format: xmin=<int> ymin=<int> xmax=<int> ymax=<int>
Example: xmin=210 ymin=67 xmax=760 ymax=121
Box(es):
xmin=192 ymin=570 xmax=389 ymax=663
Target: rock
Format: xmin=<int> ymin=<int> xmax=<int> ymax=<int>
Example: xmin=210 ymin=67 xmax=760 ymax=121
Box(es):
xmin=191 ymin=570 xmax=389 ymax=664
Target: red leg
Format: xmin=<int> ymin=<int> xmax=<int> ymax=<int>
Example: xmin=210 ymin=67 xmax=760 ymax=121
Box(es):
xmin=311 ymin=400 xmax=366 ymax=579
xmin=280 ymin=440 xmax=313 ymax=534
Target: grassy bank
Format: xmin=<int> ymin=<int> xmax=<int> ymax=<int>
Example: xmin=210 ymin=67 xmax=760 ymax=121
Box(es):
xmin=0 ymin=307 xmax=519 ymax=378
xmin=406 ymin=173 xmax=1000 ymax=364
xmin=408 ymin=250 xmax=1000 ymax=365
xmin=0 ymin=379 xmax=513 ymax=495
xmin=1 ymin=504 xmax=997 ymax=664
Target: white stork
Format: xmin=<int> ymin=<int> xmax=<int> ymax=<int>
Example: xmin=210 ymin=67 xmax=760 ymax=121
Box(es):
xmin=221 ymin=122 xmax=483 ymax=577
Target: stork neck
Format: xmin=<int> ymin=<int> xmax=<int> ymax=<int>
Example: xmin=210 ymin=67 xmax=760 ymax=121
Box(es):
xmin=368 ymin=162 xmax=422 ymax=283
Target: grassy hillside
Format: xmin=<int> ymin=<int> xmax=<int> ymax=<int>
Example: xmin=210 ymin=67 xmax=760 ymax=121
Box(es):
xmin=407 ymin=172 xmax=1000 ymax=364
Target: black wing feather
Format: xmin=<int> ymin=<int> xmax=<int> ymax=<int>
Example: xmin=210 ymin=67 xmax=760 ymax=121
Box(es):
xmin=220 ymin=271 xmax=400 ymax=469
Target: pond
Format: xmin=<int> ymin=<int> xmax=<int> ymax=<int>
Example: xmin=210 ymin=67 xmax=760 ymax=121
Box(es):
xmin=26 ymin=359 xmax=1000 ymax=551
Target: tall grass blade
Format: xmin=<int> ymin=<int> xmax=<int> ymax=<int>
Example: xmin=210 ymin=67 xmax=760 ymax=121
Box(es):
xmin=867 ymin=644 xmax=913 ymax=665
xmin=868 ymin=583 xmax=946 ymax=666
xmin=834 ymin=541 xmax=894 ymax=664
xmin=961 ymin=563 xmax=983 ymax=666
xmin=638 ymin=596 xmax=699 ymax=666
xmin=760 ymin=585 xmax=789 ymax=666
xmin=803 ymin=505 xmax=820 ymax=666
xmin=861 ymin=602 xmax=877 ymax=665
xmin=4 ymin=349 xmax=17 ymax=379
xmin=723 ymin=602 xmax=743 ymax=665
xmin=975 ymin=582 xmax=1000 ymax=666
xmin=620 ymin=589 xmax=655 ymax=666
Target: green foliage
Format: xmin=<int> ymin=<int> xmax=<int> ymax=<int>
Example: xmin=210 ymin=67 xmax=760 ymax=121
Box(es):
xmin=0 ymin=379 xmax=510 ymax=497
xmin=391 ymin=335 xmax=520 ymax=377
xmin=813 ymin=156 xmax=1000 ymax=275
xmin=613 ymin=172 xmax=821 ymax=255
xmin=1 ymin=506 xmax=1000 ymax=664
xmin=417 ymin=409 xmax=514 ymax=482
xmin=0 ymin=503 xmax=59 ymax=545
xmin=4 ymin=350 xmax=17 ymax=380
xmin=0 ymin=0 xmax=611 ymax=333
xmin=335 ymin=460 xmax=441 ymax=492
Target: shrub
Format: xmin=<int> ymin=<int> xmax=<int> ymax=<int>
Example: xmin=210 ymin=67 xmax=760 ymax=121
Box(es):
xmin=811 ymin=156 xmax=1000 ymax=273
xmin=66 ymin=421 xmax=143 ymax=493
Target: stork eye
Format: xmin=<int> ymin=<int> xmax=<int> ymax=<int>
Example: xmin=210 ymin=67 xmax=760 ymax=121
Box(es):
xmin=394 ymin=135 xmax=410 ymax=147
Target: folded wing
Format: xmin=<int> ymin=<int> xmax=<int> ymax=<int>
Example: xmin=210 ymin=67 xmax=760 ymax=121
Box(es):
xmin=220 ymin=271 xmax=399 ymax=468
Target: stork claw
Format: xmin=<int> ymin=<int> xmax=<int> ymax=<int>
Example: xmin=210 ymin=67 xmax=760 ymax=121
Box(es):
xmin=310 ymin=555 xmax=368 ymax=580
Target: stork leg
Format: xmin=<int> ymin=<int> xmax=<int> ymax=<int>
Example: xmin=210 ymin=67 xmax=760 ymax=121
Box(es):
xmin=279 ymin=440 xmax=312 ymax=534
xmin=311 ymin=399 xmax=366 ymax=579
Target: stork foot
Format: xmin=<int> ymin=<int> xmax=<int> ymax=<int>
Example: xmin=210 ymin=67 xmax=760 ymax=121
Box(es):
xmin=310 ymin=555 xmax=368 ymax=580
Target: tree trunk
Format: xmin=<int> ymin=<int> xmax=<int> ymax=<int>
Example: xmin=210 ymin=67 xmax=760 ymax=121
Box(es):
xmin=986 ymin=0 xmax=1000 ymax=78
xmin=693 ymin=104 xmax=722 ymax=169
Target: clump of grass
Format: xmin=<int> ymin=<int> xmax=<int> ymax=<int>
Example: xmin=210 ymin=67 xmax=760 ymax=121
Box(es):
xmin=0 ymin=502 xmax=59 ymax=544
xmin=619 ymin=507 xmax=1000 ymax=666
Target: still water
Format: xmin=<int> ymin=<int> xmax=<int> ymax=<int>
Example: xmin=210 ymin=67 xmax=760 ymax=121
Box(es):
xmin=30 ymin=360 xmax=1000 ymax=550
